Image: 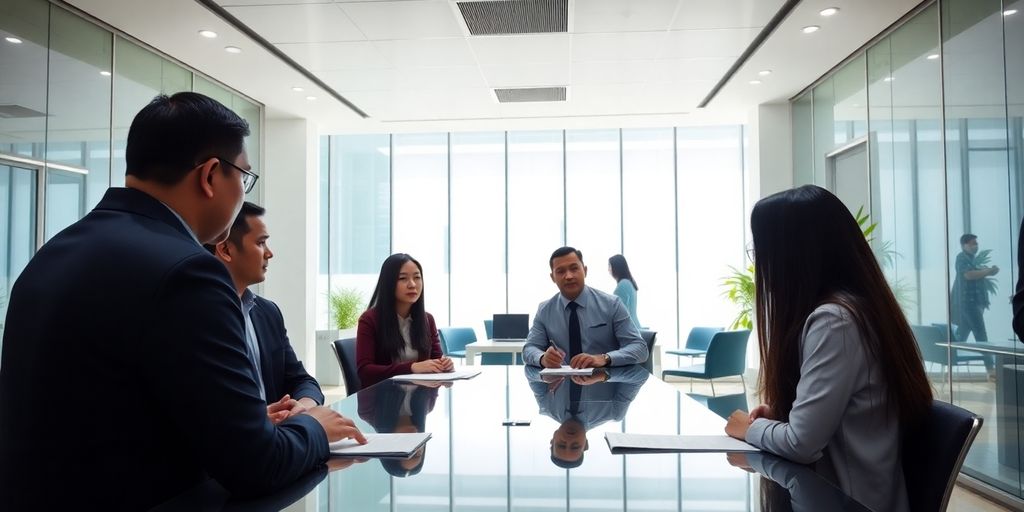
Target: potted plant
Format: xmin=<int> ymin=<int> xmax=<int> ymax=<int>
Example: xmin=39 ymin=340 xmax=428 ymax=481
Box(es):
xmin=315 ymin=287 xmax=365 ymax=386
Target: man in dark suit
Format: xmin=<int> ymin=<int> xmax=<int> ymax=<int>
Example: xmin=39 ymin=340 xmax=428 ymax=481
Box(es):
xmin=207 ymin=202 xmax=324 ymax=420
xmin=0 ymin=92 xmax=364 ymax=509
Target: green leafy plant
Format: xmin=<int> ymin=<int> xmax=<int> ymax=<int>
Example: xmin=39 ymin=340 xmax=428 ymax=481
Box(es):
xmin=972 ymin=249 xmax=1000 ymax=296
xmin=329 ymin=287 xmax=365 ymax=330
xmin=723 ymin=264 xmax=755 ymax=330
xmin=722 ymin=205 xmax=916 ymax=330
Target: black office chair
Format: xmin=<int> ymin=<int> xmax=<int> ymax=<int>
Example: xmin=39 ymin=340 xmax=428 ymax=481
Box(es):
xmin=330 ymin=338 xmax=361 ymax=396
xmin=639 ymin=330 xmax=657 ymax=374
xmin=903 ymin=400 xmax=983 ymax=512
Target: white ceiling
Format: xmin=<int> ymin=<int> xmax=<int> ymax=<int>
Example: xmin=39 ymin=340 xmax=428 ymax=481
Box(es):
xmin=63 ymin=0 xmax=923 ymax=132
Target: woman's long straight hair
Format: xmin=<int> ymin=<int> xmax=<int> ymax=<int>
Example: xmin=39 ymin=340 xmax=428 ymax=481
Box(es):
xmin=751 ymin=185 xmax=931 ymax=424
xmin=608 ymin=254 xmax=638 ymax=290
xmin=367 ymin=253 xmax=430 ymax=362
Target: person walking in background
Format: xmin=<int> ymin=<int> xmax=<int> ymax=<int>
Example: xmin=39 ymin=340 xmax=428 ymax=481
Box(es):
xmin=951 ymin=234 xmax=999 ymax=376
xmin=608 ymin=254 xmax=640 ymax=329
xmin=356 ymin=253 xmax=454 ymax=387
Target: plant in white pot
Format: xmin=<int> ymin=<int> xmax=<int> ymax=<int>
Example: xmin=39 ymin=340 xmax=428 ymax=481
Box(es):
xmin=315 ymin=287 xmax=365 ymax=386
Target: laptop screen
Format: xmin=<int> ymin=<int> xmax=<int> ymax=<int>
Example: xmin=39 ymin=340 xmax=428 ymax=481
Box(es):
xmin=492 ymin=314 xmax=529 ymax=340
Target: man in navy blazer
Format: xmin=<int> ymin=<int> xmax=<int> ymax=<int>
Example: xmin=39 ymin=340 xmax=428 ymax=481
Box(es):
xmin=208 ymin=202 xmax=324 ymax=419
xmin=0 ymin=93 xmax=363 ymax=509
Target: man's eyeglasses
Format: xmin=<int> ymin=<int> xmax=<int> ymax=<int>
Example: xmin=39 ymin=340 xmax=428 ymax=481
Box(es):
xmin=217 ymin=157 xmax=259 ymax=194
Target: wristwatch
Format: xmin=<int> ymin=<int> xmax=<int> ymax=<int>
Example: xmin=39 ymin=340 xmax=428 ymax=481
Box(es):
xmin=602 ymin=353 xmax=611 ymax=366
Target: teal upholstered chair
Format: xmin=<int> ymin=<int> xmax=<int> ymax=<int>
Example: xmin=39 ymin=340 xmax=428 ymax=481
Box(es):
xmin=666 ymin=326 xmax=724 ymax=361
xmin=662 ymin=329 xmax=751 ymax=396
xmin=439 ymin=326 xmax=519 ymax=365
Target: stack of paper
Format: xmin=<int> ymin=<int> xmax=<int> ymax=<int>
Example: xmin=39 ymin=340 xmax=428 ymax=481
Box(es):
xmin=390 ymin=370 xmax=481 ymax=381
xmin=604 ymin=432 xmax=760 ymax=454
xmin=329 ymin=433 xmax=432 ymax=458
xmin=539 ymin=366 xmax=595 ymax=376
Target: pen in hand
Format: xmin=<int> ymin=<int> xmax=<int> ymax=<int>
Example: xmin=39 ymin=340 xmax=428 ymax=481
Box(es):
xmin=548 ymin=340 xmax=566 ymax=363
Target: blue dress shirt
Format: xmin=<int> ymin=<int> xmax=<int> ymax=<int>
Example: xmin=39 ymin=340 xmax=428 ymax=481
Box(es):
xmin=613 ymin=279 xmax=639 ymax=328
xmin=523 ymin=285 xmax=647 ymax=367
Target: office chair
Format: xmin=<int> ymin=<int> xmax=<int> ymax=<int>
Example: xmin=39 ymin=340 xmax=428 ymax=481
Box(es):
xmin=662 ymin=329 xmax=751 ymax=396
xmin=903 ymin=400 xmax=983 ymax=512
xmin=331 ymin=338 xmax=361 ymax=396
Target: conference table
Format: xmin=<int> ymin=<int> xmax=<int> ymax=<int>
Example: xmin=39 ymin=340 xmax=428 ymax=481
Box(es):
xmin=464 ymin=339 xmax=527 ymax=365
xmin=159 ymin=365 xmax=870 ymax=511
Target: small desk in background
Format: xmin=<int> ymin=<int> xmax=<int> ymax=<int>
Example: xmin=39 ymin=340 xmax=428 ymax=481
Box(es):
xmin=464 ymin=339 xmax=526 ymax=365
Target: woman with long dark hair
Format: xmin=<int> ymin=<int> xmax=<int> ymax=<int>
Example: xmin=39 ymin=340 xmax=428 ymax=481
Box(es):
xmin=723 ymin=185 xmax=932 ymax=512
xmin=356 ymin=253 xmax=453 ymax=387
xmin=608 ymin=254 xmax=640 ymax=328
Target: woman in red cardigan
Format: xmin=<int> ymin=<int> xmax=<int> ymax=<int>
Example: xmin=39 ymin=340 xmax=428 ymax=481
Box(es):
xmin=356 ymin=253 xmax=454 ymax=387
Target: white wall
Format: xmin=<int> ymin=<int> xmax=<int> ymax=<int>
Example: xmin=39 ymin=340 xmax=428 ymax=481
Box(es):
xmin=262 ymin=118 xmax=318 ymax=369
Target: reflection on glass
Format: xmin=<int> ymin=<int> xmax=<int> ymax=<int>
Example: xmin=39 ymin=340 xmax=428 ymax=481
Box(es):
xmin=0 ymin=165 xmax=37 ymax=350
xmin=0 ymin=0 xmax=48 ymax=159
xmin=46 ymin=7 xmax=110 ymax=213
xmin=112 ymin=36 xmax=192 ymax=188
xmin=525 ymin=365 xmax=648 ymax=469
xmin=357 ymin=381 xmax=441 ymax=478
xmin=44 ymin=169 xmax=86 ymax=240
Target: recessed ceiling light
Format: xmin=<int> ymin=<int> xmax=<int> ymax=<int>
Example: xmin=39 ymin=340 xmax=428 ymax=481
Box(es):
xmin=305 ymin=96 xmax=317 ymax=101
xmin=802 ymin=25 xmax=820 ymax=34
xmin=1004 ymin=9 xmax=1018 ymax=16
xmin=99 ymin=71 xmax=111 ymax=77
xmin=224 ymin=46 xmax=242 ymax=54
xmin=198 ymin=30 xmax=218 ymax=39
xmin=5 ymin=36 xmax=23 ymax=44
xmin=758 ymin=70 xmax=772 ymax=76
xmin=819 ymin=7 xmax=840 ymax=16
xmin=927 ymin=53 xmax=940 ymax=60
xmin=883 ymin=76 xmax=895 ymax=82
xmin=749 ymin=80 xmax=762 ymax=85
xmin=291 ymin=86 xmax=304 ymax=92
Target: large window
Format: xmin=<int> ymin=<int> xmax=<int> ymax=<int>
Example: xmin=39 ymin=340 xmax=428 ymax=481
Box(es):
xmin=321 ymin=126 xmax=748 ymax=356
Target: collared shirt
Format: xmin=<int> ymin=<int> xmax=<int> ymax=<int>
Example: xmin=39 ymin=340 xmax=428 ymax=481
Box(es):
xmin=156 ymin=200 xmax=201 ymax=246
xmin=241 ymin=289 xmax=267 ymax=401
xmin=397 ymin=314 xmax=419 ymax=362
xmin=954 ymin=251 xmax=990 ymax=308
xmin=523 ymin=285 xmax=648 ymax=367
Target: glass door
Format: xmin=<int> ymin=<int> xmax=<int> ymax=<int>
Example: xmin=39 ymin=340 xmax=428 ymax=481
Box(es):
xmin=0 ymin=160 xmax=38 ymax=347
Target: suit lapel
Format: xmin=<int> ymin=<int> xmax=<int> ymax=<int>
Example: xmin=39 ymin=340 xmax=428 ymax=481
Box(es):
xmin=250 ymin=299 xmax=278 ymax=402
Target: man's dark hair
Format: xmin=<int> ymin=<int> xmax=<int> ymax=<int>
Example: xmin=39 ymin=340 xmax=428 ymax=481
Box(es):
xmin=126 ymin=92 xmax=250 ymax=185
xmin=549 ymin=246 xmax=584 ymax=269
xmin=202 ymin=202 xmax=265 ymax=255
xmin=550 ymin=451 xmax=584 ymax=469
xmin=960 ymin=234 xmax=977 ymax=246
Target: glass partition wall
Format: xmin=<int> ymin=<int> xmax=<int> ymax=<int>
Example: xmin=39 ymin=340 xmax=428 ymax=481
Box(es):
xmin=0 ymin=0 xmax=264 ymax=354
xmin=791 ymin=0 xmax=1024 ymax=500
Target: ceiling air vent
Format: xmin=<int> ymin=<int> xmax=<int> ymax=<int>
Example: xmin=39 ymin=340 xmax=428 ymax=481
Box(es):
xmin=457 ymin=0 xmax=568 ymax=35
xmin=0 ymin=104 xmax=46 ymax=119
xmin=493 ymin=86 xmax=566 ymax=103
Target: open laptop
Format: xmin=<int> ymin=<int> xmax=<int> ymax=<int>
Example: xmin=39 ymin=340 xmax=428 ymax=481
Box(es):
xmin=492 ymin=314 xmax=529 ymax=342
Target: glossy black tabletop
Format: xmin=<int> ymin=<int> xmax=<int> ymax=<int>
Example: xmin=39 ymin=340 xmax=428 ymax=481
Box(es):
xmin=158 ymin=365 xmax=870 ymax=511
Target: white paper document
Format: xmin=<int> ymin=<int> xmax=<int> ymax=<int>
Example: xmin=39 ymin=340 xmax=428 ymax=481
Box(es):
xmin=539 ymin=366 xmax=595 ymax=376
xmin=329 ymin=433 xmax=432 ymax=458
xmin=604 ymin=433 xmax=760 ymax=454
xmin=390 ymin=370 xmax=481 ymax=382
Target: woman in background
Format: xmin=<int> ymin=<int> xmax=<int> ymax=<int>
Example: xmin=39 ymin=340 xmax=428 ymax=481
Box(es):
xmin=356 ymin=253 xmax=453 ymax=387
xmin=608 ymin=254 xmax=639 ymax=328
xmin=723 ymin=185 xmax=932 ymax=512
